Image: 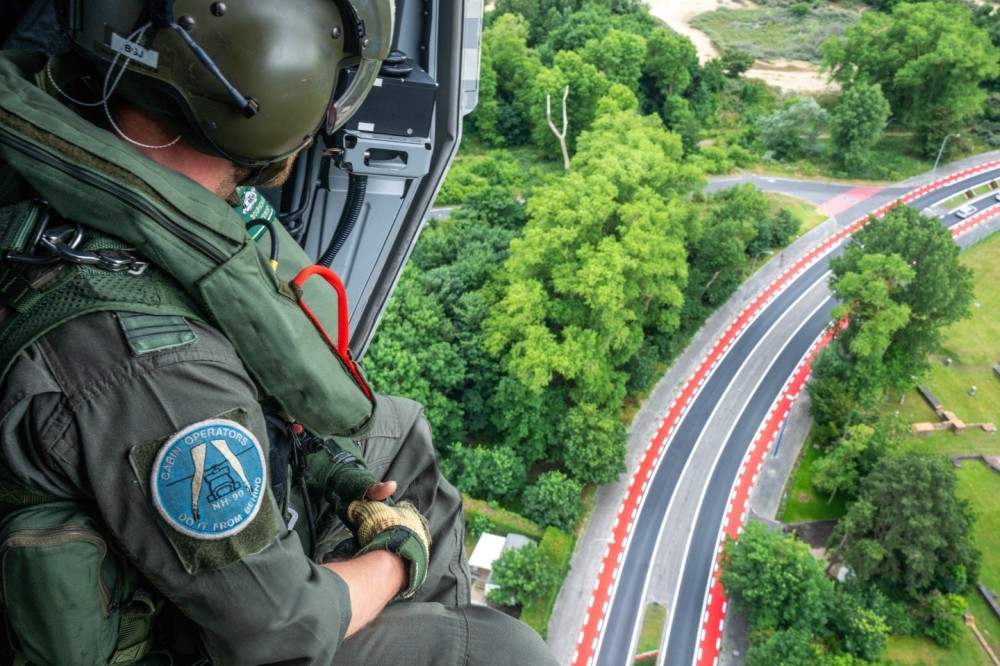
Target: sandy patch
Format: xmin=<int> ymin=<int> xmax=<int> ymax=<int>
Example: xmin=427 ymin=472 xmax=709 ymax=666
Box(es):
xmin=644 ymin=0 xmax=836 ymax=94
xmin=748 ymin=58 xmax=837 ymax=95
xmin=645 ymin=0 xmax=750 ymax=60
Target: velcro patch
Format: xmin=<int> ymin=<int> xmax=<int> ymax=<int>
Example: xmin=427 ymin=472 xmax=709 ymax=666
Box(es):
xmin=117 ymin=312 xmax=197 ymax=356
xmin=151 ymin=418 xmax=266 ymax=539
xmin=130 ymin=410 xmax=277 ymax=573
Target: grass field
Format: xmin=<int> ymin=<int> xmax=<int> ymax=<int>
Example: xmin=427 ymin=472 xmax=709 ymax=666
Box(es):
xmin=765 ymin=191 xmax=827 ymax=236
xmin=689 ymin=4 xmax=861 ymax=63
xmin=780 ymin=439 xmax=850 ymax=523
xmin=752 ymin=135 xmax=943 ymax=183
xmin=885 ymin=633 xmax=991 ymax=666
xmin=956 ymin=463 xmax=1000 ymax=591
xmin=942 ymin=182 xmax=998 ymax=210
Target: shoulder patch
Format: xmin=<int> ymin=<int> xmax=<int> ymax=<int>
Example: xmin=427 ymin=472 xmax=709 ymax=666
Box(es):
xmin=151 ymin=418 xmax=267 ymax=540
xmin=117 ymin=312 xmax=197 ymax=356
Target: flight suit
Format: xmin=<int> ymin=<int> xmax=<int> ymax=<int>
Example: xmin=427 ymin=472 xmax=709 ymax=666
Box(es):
xmin=0 ymin=50 xmax=557 ymax=665
xmin=0 ymin=303 xmax=555 ymax=665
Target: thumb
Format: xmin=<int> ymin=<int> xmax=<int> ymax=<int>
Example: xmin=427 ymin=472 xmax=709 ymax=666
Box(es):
xmin=365 ymin=480 xmax=397 ymax=502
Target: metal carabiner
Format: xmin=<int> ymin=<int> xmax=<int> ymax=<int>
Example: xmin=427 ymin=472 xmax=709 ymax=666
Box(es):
xmin=5 ymin=202 xmax=82 ymax=266
xmin=37 ymin=226 xmax=95 ymax=265
xmin=38 ymin=228 xmax=149 ymax=273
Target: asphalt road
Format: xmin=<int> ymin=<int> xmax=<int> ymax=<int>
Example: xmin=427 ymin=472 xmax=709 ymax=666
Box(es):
xmin=546 ymin=158 xmax=1000 ymax=666
xmin=705 ymin=174 xmax=865 ymax=205
xmin=606 ymin=167 xmax=1000 ymax=666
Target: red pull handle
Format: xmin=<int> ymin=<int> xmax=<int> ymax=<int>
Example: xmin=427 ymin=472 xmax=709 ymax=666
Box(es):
xmin=291 ymin=265 xmax=371 ymax=399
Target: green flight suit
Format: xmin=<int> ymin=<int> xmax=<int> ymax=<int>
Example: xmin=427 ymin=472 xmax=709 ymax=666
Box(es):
xmin=0 ymin=50 xmax=557 ymax=665
xmin=0 ymin=311 xmax=554 ymax=664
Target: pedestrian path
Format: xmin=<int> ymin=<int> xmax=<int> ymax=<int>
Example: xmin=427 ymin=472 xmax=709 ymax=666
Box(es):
xmin=817 ymin=186 xmax=885 ymax=216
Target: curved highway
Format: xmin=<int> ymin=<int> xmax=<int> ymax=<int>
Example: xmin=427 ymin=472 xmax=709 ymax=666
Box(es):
xmin=590 ymin=163 xmax=1000 ymax=666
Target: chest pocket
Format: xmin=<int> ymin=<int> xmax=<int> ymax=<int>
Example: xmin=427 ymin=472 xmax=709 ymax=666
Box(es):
xmin=0 ymin=501 xmax=157 ymax=665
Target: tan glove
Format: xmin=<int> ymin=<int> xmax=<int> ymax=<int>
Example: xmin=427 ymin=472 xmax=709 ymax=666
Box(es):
xmin=347 ymin=500 xmax=431 ymax=599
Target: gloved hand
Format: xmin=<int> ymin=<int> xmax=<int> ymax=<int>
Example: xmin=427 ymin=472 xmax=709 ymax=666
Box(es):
xmin=306 ymin=437 xmax=381 ymax=523
xmin=347 ymin=499 xmax=431 ymax=600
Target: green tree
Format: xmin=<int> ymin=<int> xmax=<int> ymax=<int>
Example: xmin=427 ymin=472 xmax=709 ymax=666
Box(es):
xmin=832 ymin=597 xmax=889 ymax=661
xmin=830 ymin=205 xmax=973 ymax=392
xmin=720 ymin=521 xmax=834 ymax=631
xmin=414 ymin=198 xmax=520 ymax=440
xmin=830 ymin=81 xmax=892 ymax=174
xmin=560 ymin=401 xmax=627 ymax=484
xmin=822 ymin=2 xmax=1000 ymax=155
xmin=487 ymin=376 xmax=568 ymax=465
xmin=807 ymin=344 xmax=867 ymax=442
xmin=492 ymin=0 xmax=578 ymax=46
xmin=745 ymin=629 xmax=825 ymax=666
xmin=661 ymin=94 xmax=700 ymax=155
xmin=486 ymin=542 xmax=557 ymax=607
xmin=812 ymin=424 xmax=874 ymax=503
xmin=528 ymin=51 xmax=610 ymax=157
xmin=543 ymin=1 xmax=656 ymax=57
xmin=683 ymin=184 xmax=773 ymax=326
xmin=686 ymin=58 xmax=726 ymax=125
xmin=920 ymin=592 xmax=968 ymax=647
xmin=483 ymin=14 xmax=545 ymax=144
xmin=642 ymin=30 xmax=697 ymax=99
xmin=829 ymin=455 xmax=979 ymax=602
xmin=579 ymin=30 xmax=647 ymax=92
xmin=721 ymin=47 xmax=755 ymax=78
xmin=813 ymin=420 xmax=900 ymax=501
xmin=483 ymin=88 xmax=697 ymax=482
xmin=830 ymin=252 xmax=914 ymax=390
xmin=749 ymin=208 xmax=800 ymax=256
xmin=445 ymin=443 xmax=527 ymax=503
xmin=522 ymin=471 xmax=584 ymax=531
xmin=364 ymin=268 xmax=466 ymax=447
xmin=759 ymin=97 xmax=829 ymax=160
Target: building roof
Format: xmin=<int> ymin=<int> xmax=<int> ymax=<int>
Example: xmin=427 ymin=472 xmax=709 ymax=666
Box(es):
xmin=502 ymin=533 xmax=533 ymax=552
xmin=468 ymin=533 xmax=507 ymax=571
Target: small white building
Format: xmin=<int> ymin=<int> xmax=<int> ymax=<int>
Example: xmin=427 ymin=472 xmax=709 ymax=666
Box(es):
xmin=468 ymin=532 xmax=535 ymax=605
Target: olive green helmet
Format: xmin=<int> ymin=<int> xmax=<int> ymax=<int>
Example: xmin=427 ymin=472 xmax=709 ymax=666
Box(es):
xmin=59 ymin=0 xmax=393 ymax=166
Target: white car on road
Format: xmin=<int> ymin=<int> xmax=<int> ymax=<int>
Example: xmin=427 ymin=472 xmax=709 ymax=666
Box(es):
xmin=956 ymin=204 xmax=977 ymax=218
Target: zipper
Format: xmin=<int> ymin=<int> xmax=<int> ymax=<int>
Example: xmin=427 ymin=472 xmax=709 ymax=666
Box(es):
xmin=0 ymin=127 xmax=228 ymax=265
xmin=0 ymin=524 xmax=113 ymax=617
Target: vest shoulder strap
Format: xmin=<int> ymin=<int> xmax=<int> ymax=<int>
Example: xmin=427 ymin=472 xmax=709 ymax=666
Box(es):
xmin=0 ymin=200 xmax=204 ymax=386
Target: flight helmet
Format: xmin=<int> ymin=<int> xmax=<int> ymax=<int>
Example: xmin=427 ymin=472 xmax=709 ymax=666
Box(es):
xmin=58 ymin=0 xmax=393 ymax=166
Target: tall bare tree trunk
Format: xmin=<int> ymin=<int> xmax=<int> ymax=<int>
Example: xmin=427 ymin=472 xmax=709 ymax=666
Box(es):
xmin=546 ymin=85 xmax=570 ymax=171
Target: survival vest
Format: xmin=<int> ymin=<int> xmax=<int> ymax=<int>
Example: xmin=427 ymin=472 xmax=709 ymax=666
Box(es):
xmin=0 ymin=50 xmax=377 ymax=438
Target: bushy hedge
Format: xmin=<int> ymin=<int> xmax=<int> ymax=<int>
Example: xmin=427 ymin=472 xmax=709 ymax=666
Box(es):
xmin=520 ymin=526 xmax=575 ymax=637
xmin=463 ymin=497 xmax=544 ymax=541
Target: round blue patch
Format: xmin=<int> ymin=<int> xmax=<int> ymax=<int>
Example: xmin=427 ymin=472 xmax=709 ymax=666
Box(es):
xmin=151 ymin=419 xmax=267 ymax=540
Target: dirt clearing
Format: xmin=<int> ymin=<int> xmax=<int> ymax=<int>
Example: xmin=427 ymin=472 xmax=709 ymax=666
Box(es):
xmin=644 ymin=0 xmax=836 ymax=94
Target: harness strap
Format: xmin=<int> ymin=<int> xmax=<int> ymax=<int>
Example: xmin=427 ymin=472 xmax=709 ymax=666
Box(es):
xmin=0 ymin=200 xmax=205 ymax=389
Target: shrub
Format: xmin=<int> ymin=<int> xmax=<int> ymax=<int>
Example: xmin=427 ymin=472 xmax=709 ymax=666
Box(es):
xmin=522 ymin=471 xmax=584 ymax=532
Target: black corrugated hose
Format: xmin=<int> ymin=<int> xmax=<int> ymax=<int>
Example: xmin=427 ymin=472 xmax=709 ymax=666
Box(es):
xmin=318 ymin=173 xmax=367 ymax=267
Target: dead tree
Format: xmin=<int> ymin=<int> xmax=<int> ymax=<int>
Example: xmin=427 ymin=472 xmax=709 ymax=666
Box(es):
xmin=546 ymin=85 xmax=570 ymax=171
